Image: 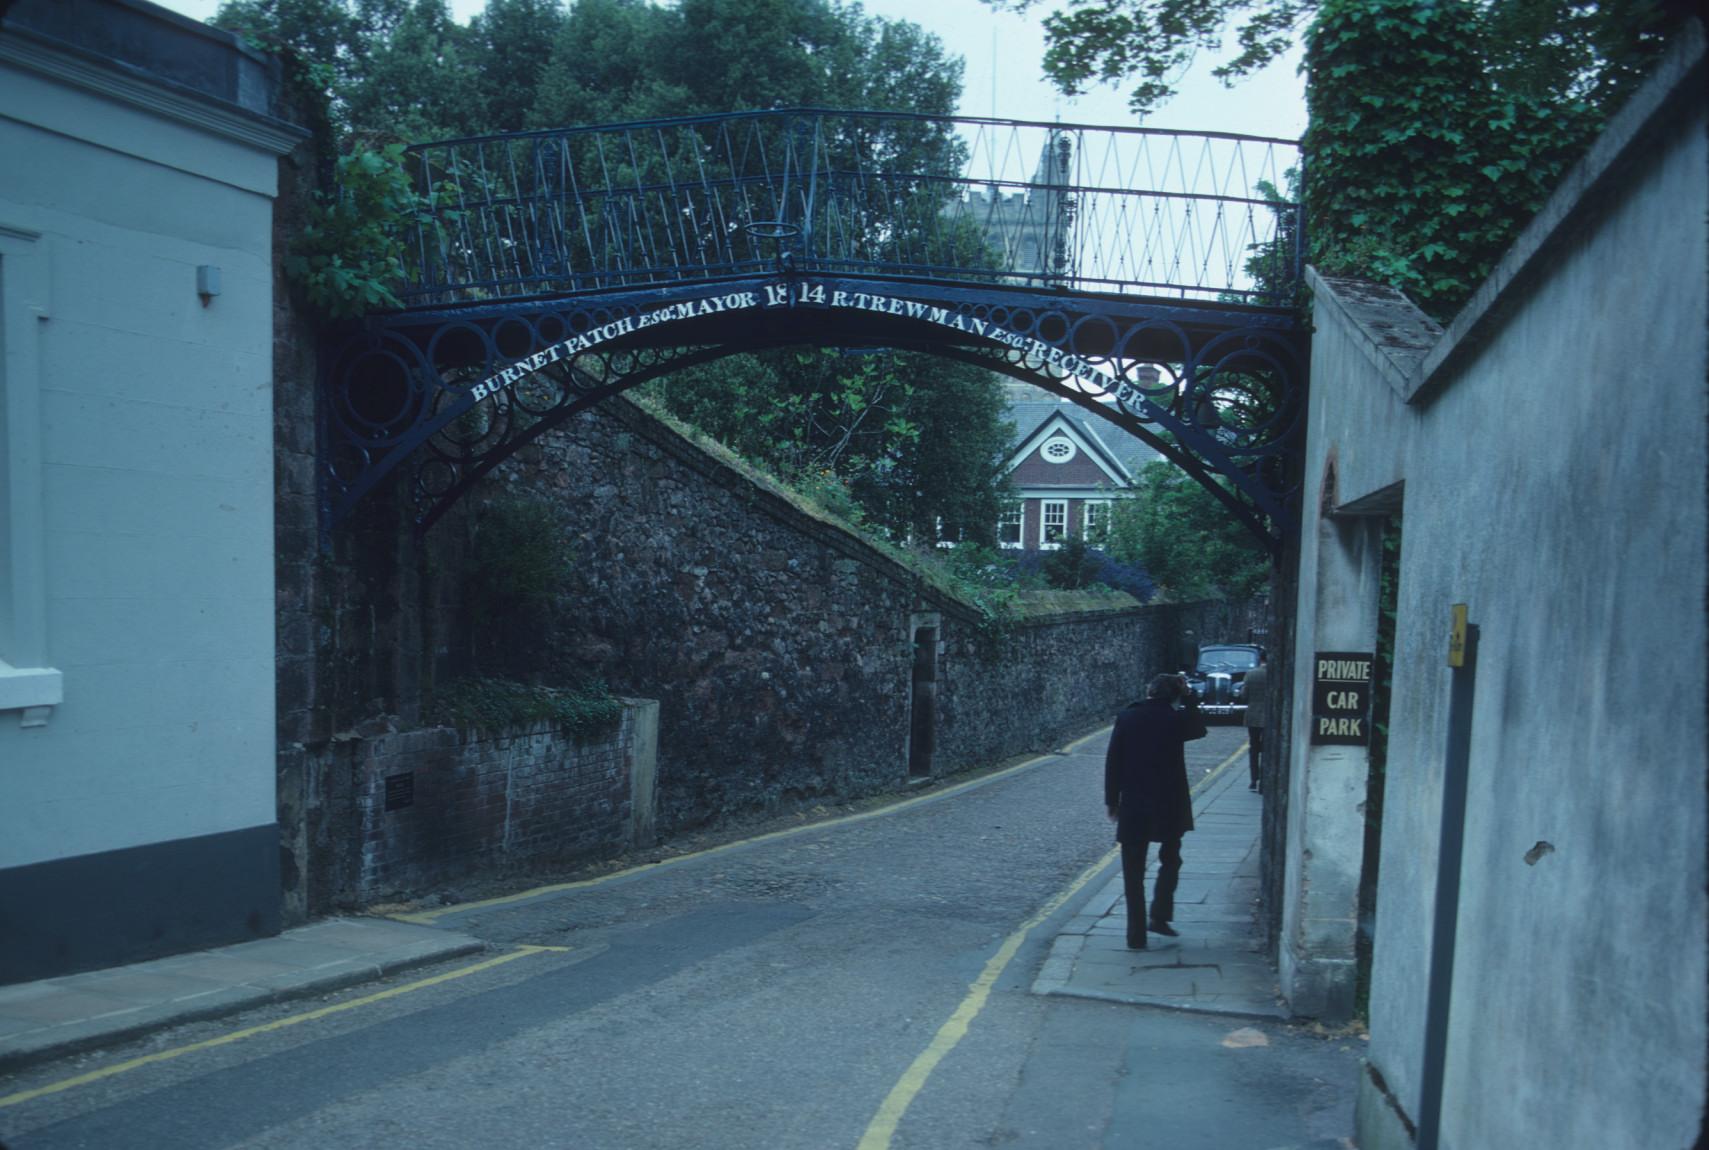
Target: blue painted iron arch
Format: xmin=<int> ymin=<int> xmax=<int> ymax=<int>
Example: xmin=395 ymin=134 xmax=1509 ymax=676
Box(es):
xmin=322 ymin=271 xmax=1305 ymax=556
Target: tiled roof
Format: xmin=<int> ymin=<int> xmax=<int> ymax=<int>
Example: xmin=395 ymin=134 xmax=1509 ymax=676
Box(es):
xmin=1002 ymin=385 xmax=1163 ymax=479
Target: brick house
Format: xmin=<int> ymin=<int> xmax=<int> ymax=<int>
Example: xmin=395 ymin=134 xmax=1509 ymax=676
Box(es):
xmin=998 ymin=386 xmax=1161 ymax=550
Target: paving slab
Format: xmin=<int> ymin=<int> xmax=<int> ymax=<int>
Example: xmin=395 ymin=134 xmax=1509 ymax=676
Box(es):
xmin=1034 ymin=750 xmax=1289 ymax=1020
xmin=0 ymin=917 xmax=484 ymax=1073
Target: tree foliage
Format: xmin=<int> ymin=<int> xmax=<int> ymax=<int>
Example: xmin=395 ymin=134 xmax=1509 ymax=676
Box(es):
xmin=998 ymin=0 xmax=1676 ymax=117
xmin=221 ymin=0 xmax=969 ymax=139
xmin=647 ymin=348 xmax=1013 ymax=546
xmin=1303 ymin=0 xmax=1647 ymax=316
xmin=1104 ymin=462 xmax=1270 ymax=600
xmin=1013 ymin=537 xmax=1157 ymax=599
xmin=1000 ymin=0 xmax=1681 ymax=318
xmin=284 ymin=143 xmax=431 ymax=317
xmin=222 ymin=0 xmax=1015 ymax=543
xmin=532 ymin=0 xmax=1004 ymax=544
xmin=993 ymin=0 xmax=1313 ymax=116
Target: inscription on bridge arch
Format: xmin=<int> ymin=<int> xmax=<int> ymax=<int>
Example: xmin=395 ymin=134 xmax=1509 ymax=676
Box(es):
xmin=467 ymin=279 xmax=1137 ymax=411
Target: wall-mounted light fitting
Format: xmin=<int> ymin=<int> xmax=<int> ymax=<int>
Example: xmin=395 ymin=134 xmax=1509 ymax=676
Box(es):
xmin=196 ymin=264 xmax=221 ymax=306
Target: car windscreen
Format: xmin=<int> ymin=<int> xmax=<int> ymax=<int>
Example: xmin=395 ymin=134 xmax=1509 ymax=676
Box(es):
xmin=1197 ymin=648 xmax=1258 ymax=670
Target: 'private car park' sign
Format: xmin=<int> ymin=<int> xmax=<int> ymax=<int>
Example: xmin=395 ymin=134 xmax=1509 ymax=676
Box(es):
xmin=1311 ymin=652 xmax=1374 ymax=745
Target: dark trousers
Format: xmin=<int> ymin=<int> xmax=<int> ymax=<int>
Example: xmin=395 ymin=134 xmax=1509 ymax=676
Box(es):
xmin=1121 ymin=837 xmax=1182 ymax=941
xmin=1247 ymin=727 xmax=1264 ymax=788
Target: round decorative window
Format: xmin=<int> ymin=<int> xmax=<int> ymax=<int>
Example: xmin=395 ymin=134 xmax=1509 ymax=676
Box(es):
xmin=1041 ymin=437 xmax=1078 ymax=464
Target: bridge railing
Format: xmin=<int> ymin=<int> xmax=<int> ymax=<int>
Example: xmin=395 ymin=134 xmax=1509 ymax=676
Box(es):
xmin=400 ymin=109 xmax=1302 ymax=308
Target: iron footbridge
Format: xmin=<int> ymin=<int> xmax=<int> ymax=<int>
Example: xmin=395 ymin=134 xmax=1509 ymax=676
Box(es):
xmin=321 ymin=109 xmax=1308 ymax=555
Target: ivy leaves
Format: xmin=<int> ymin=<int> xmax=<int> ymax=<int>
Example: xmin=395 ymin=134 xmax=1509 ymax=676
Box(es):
xmin=1005 ymin=0 xmax=1676 ymax=320
xmin=1302 ymin=0 xmax=1610 ymax=318
xmin=283 ymin=143 xmax=422 ymax=319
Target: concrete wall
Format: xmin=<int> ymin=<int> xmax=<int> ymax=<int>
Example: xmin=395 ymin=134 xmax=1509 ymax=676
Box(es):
xmin=1289 ymin=28 xmax=1706 ymax=1148
xmin=0 ymin=1 xmax=301 ymax=983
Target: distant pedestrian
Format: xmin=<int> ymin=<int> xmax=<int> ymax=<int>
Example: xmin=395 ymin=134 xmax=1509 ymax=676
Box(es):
xmin=1104 ymin=673 xmax=1208 ymax=949
xmin=1178 ymin=629 xmax=1198 ymax=673
xmin=1243 ymin=653 xmax=1269 ymax=792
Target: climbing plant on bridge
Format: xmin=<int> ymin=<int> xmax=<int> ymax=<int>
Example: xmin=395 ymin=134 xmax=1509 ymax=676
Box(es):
xmin=284 ymin=144 xmax=424 ymax=319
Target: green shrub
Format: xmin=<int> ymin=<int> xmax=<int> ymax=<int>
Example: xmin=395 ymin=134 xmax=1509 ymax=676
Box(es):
xmin=429 ymin=677 xmax=622 ymax=739
xmin=285 ymin=144 xmax=424 ymax=319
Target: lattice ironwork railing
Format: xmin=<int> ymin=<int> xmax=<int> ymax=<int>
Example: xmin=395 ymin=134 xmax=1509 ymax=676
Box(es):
xmin=401 ymin=109 xmax=1303 ymax=308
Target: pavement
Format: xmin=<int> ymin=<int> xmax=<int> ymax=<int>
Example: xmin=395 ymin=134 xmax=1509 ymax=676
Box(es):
xmin=0 ymin=917 xmax=484 ymax=1074
xmin=0 ymin=732 xmax=1282 ymax=1082
xmin=1034 ymin=744 xmax=1286 ymax=1019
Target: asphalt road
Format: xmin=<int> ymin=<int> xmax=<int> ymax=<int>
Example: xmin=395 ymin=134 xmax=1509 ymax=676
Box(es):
xmin=0 ymin=724 xmax=1359 ymax=1150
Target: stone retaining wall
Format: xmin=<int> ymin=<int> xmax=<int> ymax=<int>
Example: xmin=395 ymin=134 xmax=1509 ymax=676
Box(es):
xmin=276 ymin=325 xmax=1262 ymax=910
xmin=493 ymin=397 xmax=1262 ymax=834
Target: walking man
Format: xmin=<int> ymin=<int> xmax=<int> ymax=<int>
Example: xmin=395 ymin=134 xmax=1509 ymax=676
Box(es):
xmin=1243 ymin=652 xmax=1268 ymax=792
xmin=1104 ymin=673 xmax=1208 ymax=949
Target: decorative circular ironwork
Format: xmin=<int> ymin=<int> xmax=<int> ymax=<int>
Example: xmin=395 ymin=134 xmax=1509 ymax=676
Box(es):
xmin=511 ymin=361 xmax=571 ymax=418
xmin=744 ymin=220 xmax=801 ymax=240
xmin=537 ymin=313 xmax=569 ymax=344
xmin=426 ymin=322 xmax=492 ymax=376
xmin=493 ymin=317 xmax=536 ymax=359
xmin=1037 ymin=310 xmax=1070 ymax=345
xmin=321 ymin=275 xmax=1307 ymax=555
xmin=1193 ymin=328 xmax=1304 ymax=455
xmin=426 ymin=372 xmax=507 ymax=454
xmin=327 ymin=441 xmax=371 ymax=487
xmin=342 ymin=350 xmax=416 ymax=431
xmin=416 ymin=456 xmax=460 ymax=500
xmin=329 ymin=332 xmax=431 ymax=446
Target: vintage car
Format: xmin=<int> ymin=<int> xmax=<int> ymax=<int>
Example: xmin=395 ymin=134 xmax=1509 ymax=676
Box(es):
xmin=1187 ymin=643 xmax=1264 ymax=719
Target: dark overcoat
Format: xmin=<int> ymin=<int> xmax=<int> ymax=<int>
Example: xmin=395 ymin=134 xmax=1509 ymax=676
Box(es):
xmin=1104 ymin=697 xmax=1209 ymax=844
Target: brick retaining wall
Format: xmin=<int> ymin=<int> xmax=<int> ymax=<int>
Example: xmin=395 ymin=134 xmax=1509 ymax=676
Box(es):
xmin=287 ymin=700 xmax=657 ymax=906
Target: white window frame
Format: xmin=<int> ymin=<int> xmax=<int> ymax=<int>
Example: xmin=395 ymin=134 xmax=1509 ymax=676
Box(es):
xmin=997 ymin=506 xmax=1023 ymax=549
xmin=0 ymin=227 xmax=62 ymax=724
xmin=1040 ymin=436 xmax=1078 ymax=464
xmin=1083 ymin=500 xmax=1111 ymax=544
xmin=1040 ymin=499 xmax=1068 ymax=549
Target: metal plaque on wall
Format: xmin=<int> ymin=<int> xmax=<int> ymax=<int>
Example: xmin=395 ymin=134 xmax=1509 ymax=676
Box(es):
xmin=1310 ymin=652 xmax=1375 ymax=746
xmin=384 ymin=771 xmax=416 ymax=812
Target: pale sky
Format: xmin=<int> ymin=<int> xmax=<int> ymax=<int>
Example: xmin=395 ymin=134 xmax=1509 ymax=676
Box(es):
xmin=151 ymin=0 xmax=1307 ymax=140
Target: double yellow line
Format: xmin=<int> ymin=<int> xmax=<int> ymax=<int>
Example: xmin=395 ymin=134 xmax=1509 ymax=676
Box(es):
xmin=4 ymin=730 xmax=1242 ymax=1137
xmin=0 ymin=945 xmax=567 ymax=1110
xmin=1 ymin=728 xmax=1111 ymax=1112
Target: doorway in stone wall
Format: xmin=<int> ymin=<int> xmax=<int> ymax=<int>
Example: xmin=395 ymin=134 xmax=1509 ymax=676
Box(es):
xmin=1356 ymin=512 xmax=1403 ymax=1019
xmin=908 ymin=621 xmax=940 ymax=779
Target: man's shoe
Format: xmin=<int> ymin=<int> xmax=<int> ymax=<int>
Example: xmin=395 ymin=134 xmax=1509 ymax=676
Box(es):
xmin=1126 ymin=936 xmax=1147 ymax=950
xmin=1148 ymin=920 xmax=1179 ymax=937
